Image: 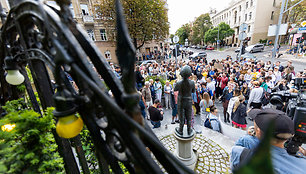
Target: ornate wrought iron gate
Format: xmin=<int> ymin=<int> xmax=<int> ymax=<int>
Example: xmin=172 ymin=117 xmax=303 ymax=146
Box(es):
xmin=0 ymin=0 xmax=194 ymax=173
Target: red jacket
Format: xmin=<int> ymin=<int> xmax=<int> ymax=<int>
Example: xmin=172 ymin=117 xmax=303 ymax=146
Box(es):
xmin=221 ymin=77 xmax=228 ymax=90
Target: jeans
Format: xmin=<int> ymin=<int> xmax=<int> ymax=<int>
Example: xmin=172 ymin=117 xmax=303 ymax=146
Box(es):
xmin=151 ymin=120 xmax=161 ymax=128
xmin=164 ymin=94 xmax=171 ymax=109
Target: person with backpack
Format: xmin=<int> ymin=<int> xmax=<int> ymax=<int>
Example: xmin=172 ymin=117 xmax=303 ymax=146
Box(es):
xmin=204 ymin=105 xmax=221 ymax=133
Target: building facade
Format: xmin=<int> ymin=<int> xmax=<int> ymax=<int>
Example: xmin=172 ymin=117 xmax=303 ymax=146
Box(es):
xmin=211 ymin=0 xmax=281 ymax=45
xmin=0 ymin=0 xmax=169 ymax=64
xmin=54 ymin=0 xmax=169 ymax=63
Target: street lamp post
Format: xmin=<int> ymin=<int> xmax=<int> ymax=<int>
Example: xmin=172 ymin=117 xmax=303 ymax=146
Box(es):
xmin=217 ymin=25 xmax=220 ymax=50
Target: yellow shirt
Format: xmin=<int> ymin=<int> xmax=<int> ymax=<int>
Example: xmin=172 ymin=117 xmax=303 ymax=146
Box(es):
xmin=251 ymin=72 xmax=258 ymax=80
xmin=202 ymin=72 xmax=208 ymax=79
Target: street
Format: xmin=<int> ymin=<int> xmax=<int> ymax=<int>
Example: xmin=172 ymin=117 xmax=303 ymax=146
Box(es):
xmin=188 ymin=46 xmax=306 ymax=72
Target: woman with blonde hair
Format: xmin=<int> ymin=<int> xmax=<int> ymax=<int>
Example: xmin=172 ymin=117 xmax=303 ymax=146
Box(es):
xmin=200 ymin=92 xmax=213 ymax=117
xmin=227 ymin=88 xmax=241 ymax=122
xmin=232 ymin=95 xmax=247 ymax=130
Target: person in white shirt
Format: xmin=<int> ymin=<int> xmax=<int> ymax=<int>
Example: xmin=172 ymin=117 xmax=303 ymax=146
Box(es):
xmin=266 ymin=69 xmax=276 ymax=84
xmin=247 ymin=81 xmax=264 ymax=110
xmin=244 ymin=69 xmax=253 ymax=84
xmin=266 ymin=76 xmax=274 ymax=93
xmin=274 ymin=67 xmax=282 ymax=84
xmin=227 ymin=89 xmax=241 ymax=122
xmin=163 ymin=81 xmax=172 ymax=109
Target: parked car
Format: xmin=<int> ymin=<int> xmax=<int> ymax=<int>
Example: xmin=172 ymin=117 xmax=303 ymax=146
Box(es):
xmin=202 ymin=45 xmax=207 ymax=50
xmin=139 ymin=60 xmax=157 ymax=66
xmin=189 ymin=52 xmax=207 ymax=60
xmin=245 ymin=44 xmax=264 ymax=53
xmin=235 ymin=48 xmax=240 ymax=53
xmin=206 ymin=46 xmax=214 ymax=50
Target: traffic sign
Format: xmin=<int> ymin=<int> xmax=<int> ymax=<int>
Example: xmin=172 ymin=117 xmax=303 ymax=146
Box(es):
xmin=239 ymin=23 xmax=248 ymax=32
xmin=173 ymin=35 xmax=179 ymax=44
xmin=298 ymin=27 xmax=306 ymax=31
xmin=298 ymin=27 xmax=306 ymax=34
xmin=238 ymin=32 xmax=247 ymax=40
xmin=301 ymin=21 xmax=306 ymax=27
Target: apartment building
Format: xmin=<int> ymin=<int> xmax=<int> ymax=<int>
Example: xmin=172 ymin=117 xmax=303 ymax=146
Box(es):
xmin=0 ymin=0 xmax=169 ymax=63
xmin=53 ymin=0 xmax=169 ymax=63
xmin=211 ymin=0 xmax=281 ymax=45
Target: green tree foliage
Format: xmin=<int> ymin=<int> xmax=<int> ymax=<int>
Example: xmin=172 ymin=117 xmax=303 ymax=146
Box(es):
xmin=95 ymin=0 xmax=169 ymax=50
xmin=284 ymin=0 xmax=306 ymax=26
xmin=175 ymin=23 xmax=191 ymax=45
xmin=0 ymin=101 xmax=64 ymax=173
xmin=204 ymin=22 xmax=234 ymax=44
xmin=190 ymin=13 xmax=212 ymax=45
xmin=169 ymin=34 xmax=174 ymax=41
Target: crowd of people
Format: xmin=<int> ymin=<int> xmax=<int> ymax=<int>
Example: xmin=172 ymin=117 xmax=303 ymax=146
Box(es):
xmin=120 ymin=55 xmax=305 ymax=130
xmin=111 ymin=54 xmax=306 ymax=172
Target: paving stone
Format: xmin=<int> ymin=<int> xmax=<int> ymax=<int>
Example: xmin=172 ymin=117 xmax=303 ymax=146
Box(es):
xmin=158 ymin=134 xmax=231 ymax=173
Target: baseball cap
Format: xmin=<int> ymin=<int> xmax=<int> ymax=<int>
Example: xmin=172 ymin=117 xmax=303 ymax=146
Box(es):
xmin=248 ymin=108 xmax=262 ymax=119
xmin=254 ymin=108 xmax=294 ymax=140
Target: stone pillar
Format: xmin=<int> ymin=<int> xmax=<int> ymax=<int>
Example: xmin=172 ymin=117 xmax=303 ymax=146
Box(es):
xmin=174 ymin=128 xmax=198 ymax=170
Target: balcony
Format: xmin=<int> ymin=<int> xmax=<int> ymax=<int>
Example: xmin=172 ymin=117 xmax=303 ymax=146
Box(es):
xmin=83 ymin=15 xmax=94 ymax=24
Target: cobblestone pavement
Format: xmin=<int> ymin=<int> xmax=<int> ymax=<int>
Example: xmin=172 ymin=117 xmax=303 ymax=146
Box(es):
xmin=159 ymin=134 xmax=231 ymax=173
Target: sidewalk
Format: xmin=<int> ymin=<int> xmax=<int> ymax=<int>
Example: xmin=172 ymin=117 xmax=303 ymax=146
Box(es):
xmin=262 ymin=51 xmax=306 ymax=63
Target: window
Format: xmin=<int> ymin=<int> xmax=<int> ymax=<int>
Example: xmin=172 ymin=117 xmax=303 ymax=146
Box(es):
xmin=100 ymin=29 xmax=107 ymax=41
xmin=104 ymin=50 xmax=111 ymax=59
xmin=239 ymin=16 xmax=241 ymax=23
xmin=251 ymin=0 xmax=253 ymax=6
xmin=245 ymin=14 xmax=247 ymax=21
xmin=87 ymin=29 xmax=95 ymax=41
xmin=273 ymin=0 xmax=276 ymax=7
xmin=239 ymin=5 xmax=241 ymax=11
xmin=249 ymin=12 xmax=252 ymax=20
xmin=271 ymin=11 xmax=274 ymax=20
xmin=248 ymin=26 xmax=251 ymax=33
xmin=80 ymin=4 xmax=89 ymax=16
xmin=234 ymin=11 xmax=237 ymax=23
xmin=246 ymin=2 xmax=249 ymax=9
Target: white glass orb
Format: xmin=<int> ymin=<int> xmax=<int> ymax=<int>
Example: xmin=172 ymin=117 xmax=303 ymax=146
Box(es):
xmin=5 ymin=70 xmax=25 ymax=85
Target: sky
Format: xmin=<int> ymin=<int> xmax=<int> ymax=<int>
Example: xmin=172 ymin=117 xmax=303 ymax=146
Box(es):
xmin=167 ymin=0 xmax=231 ymax=34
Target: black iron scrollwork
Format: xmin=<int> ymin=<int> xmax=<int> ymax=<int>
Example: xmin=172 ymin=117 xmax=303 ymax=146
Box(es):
xmin=0 ymin=0 xmax=194 ymax=173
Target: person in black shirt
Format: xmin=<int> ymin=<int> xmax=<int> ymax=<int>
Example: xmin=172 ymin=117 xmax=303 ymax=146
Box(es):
xmin=149 ymin=99 xmax=164 ymax=128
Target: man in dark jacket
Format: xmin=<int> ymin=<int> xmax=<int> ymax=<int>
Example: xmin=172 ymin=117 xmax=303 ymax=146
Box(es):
xmin=149 ymin=99 xmax=164 ymax=128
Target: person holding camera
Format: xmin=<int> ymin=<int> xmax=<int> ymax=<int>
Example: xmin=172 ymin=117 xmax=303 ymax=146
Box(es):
xmin=148 ymin=99 xmax=164 ymax=129
xmin=231 ymin=108 xmax=306 ymax=173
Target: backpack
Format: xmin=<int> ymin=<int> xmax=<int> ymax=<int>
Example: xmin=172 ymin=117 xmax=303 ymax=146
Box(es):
xmin=261 ymin=89 xmax=270 ymax=106
xmin=204 ymin=117 xmax=217 ymax=129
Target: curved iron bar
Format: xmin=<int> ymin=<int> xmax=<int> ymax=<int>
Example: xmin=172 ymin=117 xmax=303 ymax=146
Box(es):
xmin=1 ymin=0 xmax=194 ymax=173
xmin=13 ymin=48 xmax=56 ymax=68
